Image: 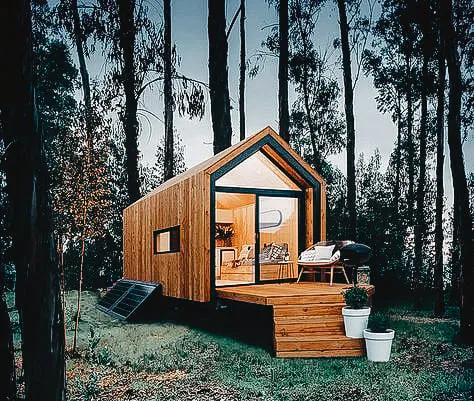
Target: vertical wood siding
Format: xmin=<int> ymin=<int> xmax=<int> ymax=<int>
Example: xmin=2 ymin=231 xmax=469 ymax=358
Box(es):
xmin=123 ymin=172 xmax=210 ymax=302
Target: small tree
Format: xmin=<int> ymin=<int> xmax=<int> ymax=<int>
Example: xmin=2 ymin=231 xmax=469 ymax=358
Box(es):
xmin=53 ymin=103 xmax=111 ymax=351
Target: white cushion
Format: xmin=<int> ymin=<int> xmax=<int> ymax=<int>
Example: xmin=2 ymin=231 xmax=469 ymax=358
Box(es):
xmin=299 ymin=245 xmax=335 ymax=262
xmin=299 ymin=249 xmax=317 ymax=262
xmin=313 ymin=245 xmax=335 ymax=260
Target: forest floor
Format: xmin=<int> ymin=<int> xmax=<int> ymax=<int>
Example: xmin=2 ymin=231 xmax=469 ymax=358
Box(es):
xmin=7 ymin=290 xmax=474 ymax=401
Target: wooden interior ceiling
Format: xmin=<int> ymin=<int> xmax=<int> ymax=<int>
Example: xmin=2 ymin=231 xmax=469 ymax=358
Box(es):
xmin=216 ymin=151 xmax=301 ymax=190
xmin=216 ymin=192 xmax=255 ymax=209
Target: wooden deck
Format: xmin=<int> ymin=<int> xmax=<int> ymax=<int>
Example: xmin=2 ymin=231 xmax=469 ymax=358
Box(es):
xmin=216 ymin=282 xmax=375 ymax=358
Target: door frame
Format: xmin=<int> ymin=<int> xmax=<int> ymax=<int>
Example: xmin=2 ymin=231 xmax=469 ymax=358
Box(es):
xmin=208 ymin=138 xmax=323 ymax=298
xmin=213 ymin=186 xmax=305 ymax=288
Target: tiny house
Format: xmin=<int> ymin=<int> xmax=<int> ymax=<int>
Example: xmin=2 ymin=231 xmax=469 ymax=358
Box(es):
xmin=123 ymin=126 xmax=327 ymax=302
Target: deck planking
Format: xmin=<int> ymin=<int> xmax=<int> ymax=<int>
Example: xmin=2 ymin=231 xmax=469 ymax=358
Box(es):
xmin=216 ymin=282 xmax=375 ymax=358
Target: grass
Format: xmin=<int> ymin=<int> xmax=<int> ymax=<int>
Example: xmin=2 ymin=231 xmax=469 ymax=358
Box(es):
xmin=7 ymin=290 xmax=474 ymax=400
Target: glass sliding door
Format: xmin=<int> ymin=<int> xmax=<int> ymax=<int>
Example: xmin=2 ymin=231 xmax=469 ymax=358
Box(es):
xmin=257 ymin=196 xmax=299 ymax=282
xmin=215 ymin=192 xmax=256 ymax=287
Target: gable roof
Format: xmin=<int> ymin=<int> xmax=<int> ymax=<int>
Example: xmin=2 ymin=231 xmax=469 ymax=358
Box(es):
xmin=134 ymin=126 xmax=325 ymax=205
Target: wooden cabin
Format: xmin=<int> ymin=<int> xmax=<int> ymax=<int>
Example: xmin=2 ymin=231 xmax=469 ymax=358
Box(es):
xmin=120 ymin=126 xmax=375 ymax=358
xmin=123 ymin=126 xmax=327 ymax=302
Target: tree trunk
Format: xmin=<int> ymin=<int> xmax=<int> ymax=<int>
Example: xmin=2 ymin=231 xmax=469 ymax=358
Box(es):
xmin=0 ymin=267 xmax=16 ymax=401
xmin=163 ymin=0 xmax=174 ymax=181
xmin=405 ymin=54 xmax=415 ymax=226
xmin=278 ymin=0 xmax=289 ymax=142
xmin=208 ymin=0 xmax=232 ymax=155
xmin=73 ymin=236 xmax=85 ymax=352
xmin=0 ymin=1 xmax=66 ymax=399
xmin=413 ymin=51 xmax=429 ymax=309
xmin=449 ymin=205 xmax=460 ymax=304
xmin=118 ymin=0 xmax=141 ymax=203
xmin=295 ymin=7 xmax=319 ymax=169
xmin=394 ymin=95 xmax=402 ymax=217
xmin=434 ymin=13 xmax=446 ymax=317
xmin=71 ymin=0 xmax=93 ymax=135
xmin=58 ymin=236 xmax=67 ymax=347
xmin=442 ymin=0 xmax=473 ymax=344
xmin=239 ymin=0 xmax=246 ymax=141
xmin=73 ymin=204 xmax=87 ymax=352
xmin=337 ymin=0 xmax=356 ymax=241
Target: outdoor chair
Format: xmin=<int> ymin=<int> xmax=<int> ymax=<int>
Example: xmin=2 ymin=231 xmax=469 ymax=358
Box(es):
xmin=297 ymin=240 xmax=353 ymax=285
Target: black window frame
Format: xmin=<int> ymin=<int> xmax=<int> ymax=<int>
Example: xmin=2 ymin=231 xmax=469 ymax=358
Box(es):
xmin=153 ymin=225 xmax=180 ymax=254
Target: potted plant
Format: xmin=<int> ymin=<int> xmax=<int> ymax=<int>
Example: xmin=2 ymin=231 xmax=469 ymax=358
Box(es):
xmin=215 ymin=224 xmax=234 ymax=247
xmin=341 ymin=286 xmax=370 ymax=338
xmin=363 ymin=312 xmax=395 ymax=362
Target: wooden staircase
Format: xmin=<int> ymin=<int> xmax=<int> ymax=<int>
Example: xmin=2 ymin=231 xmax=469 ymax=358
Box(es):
xmin=216 ymin=283 xmax=373 ymax=358
xmin=269 ymin=294 xmax=365 ymax=358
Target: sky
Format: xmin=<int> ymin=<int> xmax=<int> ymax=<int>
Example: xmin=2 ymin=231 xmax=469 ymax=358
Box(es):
xmin=95 ymin=0 xmax=473 ymax=202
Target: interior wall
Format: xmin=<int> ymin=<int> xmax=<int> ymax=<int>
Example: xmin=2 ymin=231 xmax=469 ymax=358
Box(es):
xmin=232 ymin=203 xmax=255 ymax=255
xmin=220 ymin=198 xmax=298 ymax=265
xmin=260 ymin=210 xmax=298 ymax=263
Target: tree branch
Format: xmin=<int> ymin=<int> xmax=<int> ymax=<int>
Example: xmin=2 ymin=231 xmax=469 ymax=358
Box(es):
xmin=226 ymin=5 xmax=242 ymax=39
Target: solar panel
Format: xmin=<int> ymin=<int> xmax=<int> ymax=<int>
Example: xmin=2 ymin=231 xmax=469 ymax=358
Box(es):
xmin=97 ymin=279 xmax=160 ymax=320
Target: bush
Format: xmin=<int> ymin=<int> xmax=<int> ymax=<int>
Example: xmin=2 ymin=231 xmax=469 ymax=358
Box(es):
xmin=342 ymin=286 xmax=368 ymax=309
xmin=367 ymin=312 xmax=390 ymax=332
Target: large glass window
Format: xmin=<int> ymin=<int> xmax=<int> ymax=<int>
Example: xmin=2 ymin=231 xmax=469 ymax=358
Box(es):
xmin=153 ymin=226 xmax=180 ymax=254
xmin=214 ymin=191 xmax=300 ymax=286
xmin=215 ymin=192 xmax=256 ymax=286
xmin=258 ymin=197 xmax=299 ymax=281
xmin=216 ymin=151 xmax=300 ymax=190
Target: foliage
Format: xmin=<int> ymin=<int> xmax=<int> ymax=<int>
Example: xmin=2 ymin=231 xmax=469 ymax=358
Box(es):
xmin=0 ymin=142 xmax=13 ymax=291
xmin=53 ymin=104 xmax=112 ymax=240
xmin=60 ymin=123 xmax=127 ymax=290
xmin=74 ymin=372 xmax=100 ymax=401
xmin=342 ymin=286 xmax=369 ymax=309
xmin=215 ymin=224 xmax=235 ymax=241
xmin=454 ymin=0 xmax=474 ymax=140
xmin=367 ymin=311 xmax=391 ymax=333
xmin=66 ymin=0 xmax=206 ymax=123
xmin=141 ymin=132 xmax=187 ymax=194
xmin=323 ymin=164 xmax=348 ymax=240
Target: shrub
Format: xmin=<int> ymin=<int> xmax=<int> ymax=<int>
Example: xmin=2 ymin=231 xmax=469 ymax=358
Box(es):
xmin=367 ymin=312 xmax=390 ymax=333
xmin=342 ymin=286 xmax=368 ymax=309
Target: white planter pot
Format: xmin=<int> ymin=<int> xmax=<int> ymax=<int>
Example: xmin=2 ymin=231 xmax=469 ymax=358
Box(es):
xmin=363 ymin=329 xmax=395 ymax=362
xmin=342 ymin=307 xmax=371 ymax=338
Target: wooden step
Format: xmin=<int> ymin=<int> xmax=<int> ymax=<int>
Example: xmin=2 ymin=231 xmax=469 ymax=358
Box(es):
xmin=273 ymin=303 xmax=345 ymax=317
xmin=274 ymin=320 xmax=345 ymax=337
xmin=276 ymin=348 xmax=365 ymax=358
xmin=274 ymin=335 xmax=364 ymax=352
xmin=274 ymin=314 xmax=343 ymax=324
xmin=267 ymin=294 xmax=344 ymax=305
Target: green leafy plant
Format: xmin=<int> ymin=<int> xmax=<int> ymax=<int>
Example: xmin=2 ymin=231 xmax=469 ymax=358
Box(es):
xmin=367 ymin=312 xmax=390 ymax=333
xmin=342 ymin=286 xmax=369 ymax=309
xmin=215 ymin=224 xmax=234 ymax=241
xmin=75 ymin=372 xmax=99 ymax=401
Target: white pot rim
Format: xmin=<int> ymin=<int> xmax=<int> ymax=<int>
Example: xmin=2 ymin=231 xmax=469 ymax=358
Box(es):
xmin=342 ymin=306 xmax=371 ymax=317
xmin=363 ymin=329 xmax=395 ymax=340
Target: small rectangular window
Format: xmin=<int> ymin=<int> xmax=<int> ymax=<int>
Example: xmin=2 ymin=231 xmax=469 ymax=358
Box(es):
xmin=153 ymin=226 xmax=180 ymax=254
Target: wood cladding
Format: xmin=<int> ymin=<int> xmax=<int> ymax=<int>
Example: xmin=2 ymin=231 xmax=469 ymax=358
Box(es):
xmin=123 ymin=127 xmax=327 ymax=302
xmin=123 ymin=172 xmax=210 ymax=302
xmin=217 ymin=283 xmax=374 ymax=358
